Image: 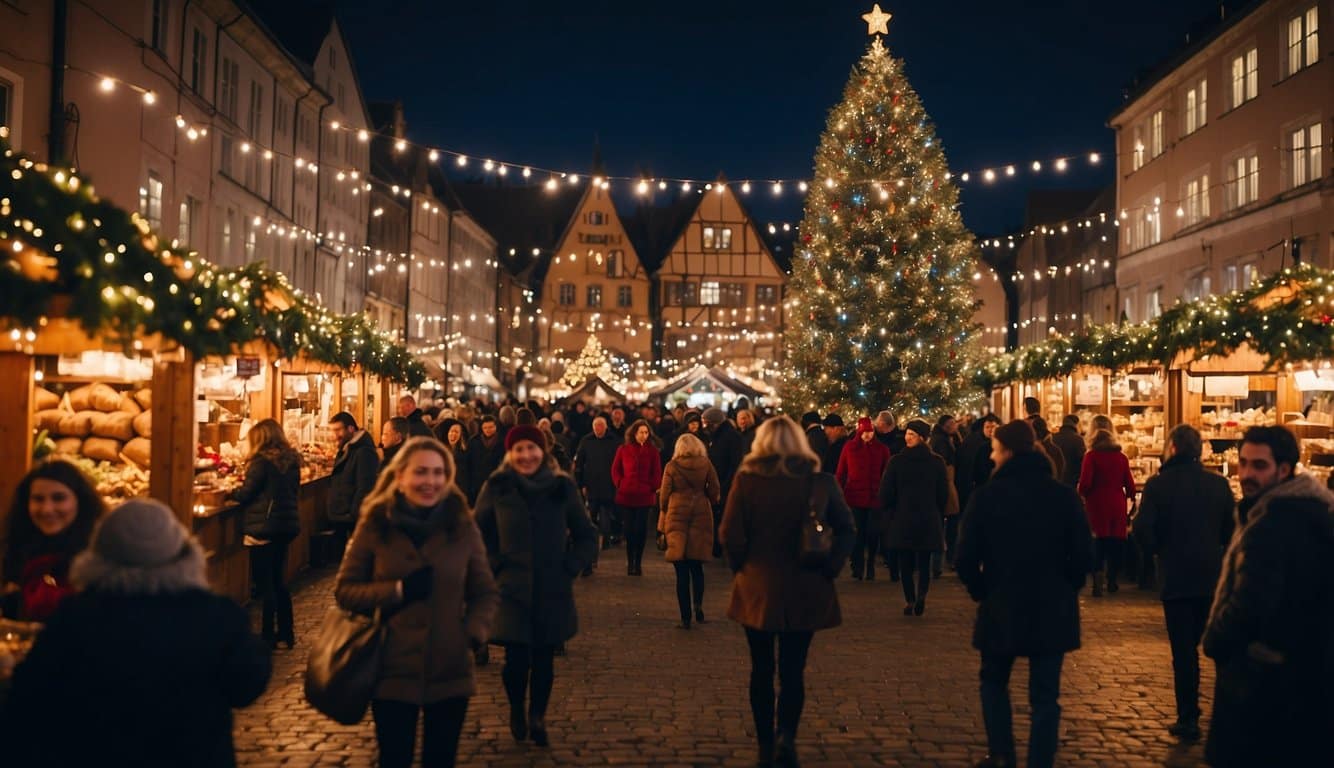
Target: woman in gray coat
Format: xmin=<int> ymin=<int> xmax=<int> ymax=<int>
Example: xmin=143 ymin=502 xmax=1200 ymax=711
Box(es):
xmin=335 ymin=437 xmax=499 ymax=768
xmin=474 ymin=424 xmax=599 ymax=748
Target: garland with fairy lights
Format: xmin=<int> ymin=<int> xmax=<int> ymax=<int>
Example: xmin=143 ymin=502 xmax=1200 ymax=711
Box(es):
xmin=976 ymin=264 xmax=1334 ymax=390
xmin=0 ymin=135 xmax=427 ymax=386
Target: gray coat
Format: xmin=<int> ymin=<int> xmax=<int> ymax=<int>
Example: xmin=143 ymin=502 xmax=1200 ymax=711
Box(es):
xmin=474 ymin=465 xmax=599 ymax=646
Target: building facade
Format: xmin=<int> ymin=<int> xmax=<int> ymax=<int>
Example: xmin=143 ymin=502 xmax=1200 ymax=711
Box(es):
xmin=1111 ymin=0 xmax=1333 ymax=322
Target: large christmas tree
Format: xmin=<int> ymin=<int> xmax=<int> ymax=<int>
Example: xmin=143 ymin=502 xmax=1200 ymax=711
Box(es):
xmin=784 ymin=8 xmax=982 ymax=417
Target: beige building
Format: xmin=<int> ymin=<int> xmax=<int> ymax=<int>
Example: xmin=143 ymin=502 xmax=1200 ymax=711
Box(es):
xmin=1111 ymin=0 xmax=1333 ymax=322
xmin=636 ymin=181 xmax=787 ymax=379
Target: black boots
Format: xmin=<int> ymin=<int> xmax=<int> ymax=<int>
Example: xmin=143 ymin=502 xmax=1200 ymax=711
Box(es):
xmin=774 ymin=730 xmax=799 ymax=767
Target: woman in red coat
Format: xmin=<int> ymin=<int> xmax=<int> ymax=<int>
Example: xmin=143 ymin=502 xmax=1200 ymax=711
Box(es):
xmin=835 ymin=417 xmax=892 ymax=581
xmin=612 ymin=419 xmax=663 ymax=576
xmin=1077 ymin=429 xmax=1136 ymax=596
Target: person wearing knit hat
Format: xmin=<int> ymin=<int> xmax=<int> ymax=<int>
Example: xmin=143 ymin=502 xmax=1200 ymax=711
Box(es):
xmin=474 ymin=417 xmax=599 ymax=747
xmin=955 ymin=421 xmax=1092 ymax=768
xmin=821 ymin=414 xmax=849 ymax=478
xmin=5 ymin=497 xmax=272 ymax=766
xmin=836 ymin=416 xmax=892 ymax=580
xmin=879 ymin=418 xmax=948 ymax=617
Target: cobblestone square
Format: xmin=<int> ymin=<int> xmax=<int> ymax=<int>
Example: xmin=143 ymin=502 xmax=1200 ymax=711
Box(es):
xmin=236 ymin=556 xmax=1210 ymax=767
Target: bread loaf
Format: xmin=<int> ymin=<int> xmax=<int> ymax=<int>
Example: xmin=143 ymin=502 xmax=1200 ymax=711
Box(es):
xmin=82 ymin=437 xmax=123 ymax=462
xmin=133 ymin=388 xmax=152 ymax=410
xmin=133 ymin=411 xmax=152 ymax=438
xmin=117 ymin=393 xmax=143 ymax=416
xmin=91 ymin=411 xmax=135 ymax=441
xmin=34 ymin=387 xmax=59 ymax=410
xmin=36 ymin=409 xmax=64 ymax=433
xmin=123 ymin=437 xmax=152 ymax=467
xmin=90 ymin=383 xmax=122 ymax=412
xmin=68 ymin=384 xmax=94 ymax=412
xmin=57 ymin=412 xmax=96 ymax=437
xmin=54 ymin=437 xmax=83 ymax=455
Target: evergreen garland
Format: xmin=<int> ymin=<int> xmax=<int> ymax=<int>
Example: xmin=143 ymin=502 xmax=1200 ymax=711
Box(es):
xmin=0 ymin=136 xmax=426 ymax=386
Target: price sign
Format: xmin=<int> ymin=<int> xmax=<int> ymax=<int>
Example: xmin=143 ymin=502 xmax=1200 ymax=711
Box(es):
xmin=235 ymin=357 xmax=261 ymax=378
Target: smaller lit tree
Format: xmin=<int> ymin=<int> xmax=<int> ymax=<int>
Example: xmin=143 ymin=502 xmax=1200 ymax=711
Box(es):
xmin=561 ymin=335 xmax=618 ymax=388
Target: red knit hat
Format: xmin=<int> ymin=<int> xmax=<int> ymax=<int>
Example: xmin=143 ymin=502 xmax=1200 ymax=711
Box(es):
xmin=504 ymin=424 xmax=547 ymax=452
xmin=856 ymin=417 xmax=874 ymax=434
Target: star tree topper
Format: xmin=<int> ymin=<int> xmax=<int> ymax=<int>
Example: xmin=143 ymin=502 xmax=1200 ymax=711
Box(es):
xmin=862 ymin=3 xmax=892 ymax=36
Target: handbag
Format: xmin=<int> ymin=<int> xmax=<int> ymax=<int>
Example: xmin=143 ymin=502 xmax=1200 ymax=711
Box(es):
xmin=304 ymin=606 xmax=385 ymax=725
xmin=799 ymin=475 xmax=834 ymax=568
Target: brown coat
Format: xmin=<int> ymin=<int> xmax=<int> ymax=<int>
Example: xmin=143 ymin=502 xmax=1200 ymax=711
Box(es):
xmin=657 ymin=455 xmax=720 ymax=562
xmin=720 ymin=460 xmax=856 ymax=632
xmin=334 ymin=490 xmax=500 ymax=704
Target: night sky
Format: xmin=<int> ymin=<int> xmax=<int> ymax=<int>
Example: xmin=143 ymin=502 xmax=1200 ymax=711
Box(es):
xmin=283 ymin=0 xmax=1237 ymax=236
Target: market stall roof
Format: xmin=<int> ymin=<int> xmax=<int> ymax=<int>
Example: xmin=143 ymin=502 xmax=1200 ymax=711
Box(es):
xmin=462 ymin=365 xmax=505 ymax=392
xmin=651 ymin=364 xmax=764 ymax=400
xmin=562 ymin=375 xmax=627 ymax=406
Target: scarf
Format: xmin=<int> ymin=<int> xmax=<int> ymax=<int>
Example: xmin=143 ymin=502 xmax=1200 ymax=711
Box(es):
xmin=513 ymin=464 xmax=560 ymax=500
xmin=388 ymin=493 xmax=450 ymax=548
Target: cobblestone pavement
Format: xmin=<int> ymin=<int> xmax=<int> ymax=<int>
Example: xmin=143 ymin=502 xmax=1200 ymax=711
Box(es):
xmin=236 ymin=553 xmax=1211 ymax=767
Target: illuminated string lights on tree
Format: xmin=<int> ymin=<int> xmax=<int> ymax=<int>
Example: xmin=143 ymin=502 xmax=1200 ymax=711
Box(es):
xmin=783 ymin=7 xmax=982 ymax=416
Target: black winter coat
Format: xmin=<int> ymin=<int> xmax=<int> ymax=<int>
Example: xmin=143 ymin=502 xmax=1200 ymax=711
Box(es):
xmin=707 ymin=422 xmax=745 ymax=501
xmin=466 ymin=434 xmax=506 ymax=504
xmin=956 ymin=451 xmax=1092 ymax=658
xmin=231 ymin=451 xmax=301 ymax=538
xmin=1133 ymin=455 xmax=1234 ymax=601
xmin=405 ymin=410 xmax=434 ymax=439
xmin=474 ymin=465 xmax=599 ymax=646
xmin=1051 ymin=426 xmax=1086 ymax=487
xmin=1203 ymin=474 xmax=1334 ymax=767
xmin=929 ymin=427 xmax=958 ymax=467
xmin=878 ymin=443 xmax=948 ymax=551
xmin=875 ymin=428 xmax=906 ymax=455
xmin=823 ymin=436 xmax=849 ymax=481
xmin=3 ymin=589 xmax=270 ymax=767
xmin=805 ymin=426 xmax=829 ymax=466
xmin=956 ymin=429 xmax=989 ymax=505
xmin=574 ymin=432 xmax=620 ymax=502
xmin=327 ymin=431 xmax=380 ymax=524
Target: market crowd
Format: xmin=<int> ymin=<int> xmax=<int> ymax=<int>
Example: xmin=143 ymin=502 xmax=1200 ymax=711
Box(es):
xmin=0 ymin=391 xmax=1331 ymax=768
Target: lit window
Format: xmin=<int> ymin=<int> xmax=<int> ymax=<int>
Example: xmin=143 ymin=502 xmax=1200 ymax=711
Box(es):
xmin=586 ymin=284 xmax=602 ymax=308
xmin=178 ymin=195 xmax=199 ymax=246
xmin=1183 ymin=173 xmax=1210 ymax=225
xmin=1288 ymin=8 xmax=1319 ymax=76
xmin=0 ymin=78 xmax=11 ymax=135
xmin=1291 ymin=123 xmax=1322 ymax=188
xmin=1230 ymin=48 xmax=1258 ymax=108
xmin=606 ymin=250 xmax=624 ymax=278
xmin=1228 ymin=154 xmax=1259 ymax=208
xmin=701 ymin=281 xmax=720 ymax=305
xmin=140 ymin=172 xmax=163 ymax=230
xmin=702 ymin=226 xmax=733 ymax=249
xmin=1146 ymin=288 xmax=1162 ymax=319
xmin=1150 ymin=110 xmax=1164 ymax=158
xmin=1184 ymin=78 xmax=1207 ymax=135
xmin=755 ymin=284 xmax=778 ymax=305
xmin=1222 ymin=265 xmax=1238 ymax=292
xmin=1132 ymin=125 xmax=1146 ymax=171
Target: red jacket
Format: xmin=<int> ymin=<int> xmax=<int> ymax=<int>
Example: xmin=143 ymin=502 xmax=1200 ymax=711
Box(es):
xmin=612 ymin=441 xmax=663 ymax=507
xmin=1077 ymin=446 xmax=1136 ymax=539
xmin=835 ymin=437 xmax=892 ymax=508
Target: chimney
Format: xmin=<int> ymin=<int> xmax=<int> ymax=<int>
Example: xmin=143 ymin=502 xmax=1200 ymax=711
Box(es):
xmin=392 ymin=100 xmax=406 ymax=140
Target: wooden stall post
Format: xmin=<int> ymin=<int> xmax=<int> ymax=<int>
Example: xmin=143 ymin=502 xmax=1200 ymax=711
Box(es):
xmin=0 ymin=352 xmax=35 ymax=534
xmin=149 ymin=352 xmax=196 ymax=525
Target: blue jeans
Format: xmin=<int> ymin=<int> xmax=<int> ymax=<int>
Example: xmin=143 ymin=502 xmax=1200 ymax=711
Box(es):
xmin=979 ymin=653 xmax=1064 ymax=768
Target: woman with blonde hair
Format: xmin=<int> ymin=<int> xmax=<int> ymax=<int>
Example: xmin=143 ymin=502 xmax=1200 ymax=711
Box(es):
xmin=720 ymin=415 xmax=855 ymax=766
xmin=335 ymin=437 xmax=500 ymax=767
xmin=657 ymin=432 xmax=720 ymax=628
xmin=229 ymin=418 xmax=301 ymax=648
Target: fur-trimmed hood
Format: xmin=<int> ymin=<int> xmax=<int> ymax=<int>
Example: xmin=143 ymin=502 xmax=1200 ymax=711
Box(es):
xmin=70 ymin=536 xmax=209 ymax=595
xmin=1243 ymin=472 xmax=1334 ymax=526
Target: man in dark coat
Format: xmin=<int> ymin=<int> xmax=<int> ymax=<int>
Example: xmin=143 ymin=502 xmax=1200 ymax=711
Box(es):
xmin=874 ymin=410 xmax=907 ymax=455
xmin=574 ymin=416 xmax=621 ymax=553
xmin=467 ymin=416 xmax=507 ymax=503
xmin=822 ymin=413 xmax=849 ymax=475
xmin=1132 ymin=424 xmax=1234 ymax=741
xmin=1051 ymin=415 xmax=1086 ymax=488
xmin=326 ymin=412 xmax=380 ymax=548
xmin=568 ymin=401 xmax=593 ymax=441
xmin=736 ymin=408 xmax=758 ymax=455
xmin=396 ymin=394 xmax=435 ymax=438
xmin=802 ymin=411 xmax=829 ymax=466
xmin=956 ymin=420 xmax=1092 ymax=768
xmin=1202 ymin=426 xmax=1334 ymax=767
xmin=956 ymin=415 xmax=998 ymax=510
xmin=703 ymin=407 xmax=745 ymax=557
xmin=879 ymin=419 xmax=949 ymax=616
xmin=379 ymin=417 xmax=410 ymax=471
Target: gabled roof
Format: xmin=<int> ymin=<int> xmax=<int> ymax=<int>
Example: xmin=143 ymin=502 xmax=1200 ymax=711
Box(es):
xmin=449 ymin=183 xmax=585 ymax=285
xmin=621 ymin=195 xmax=700 ymax=276
xmin=249 ymin=1 xmax=371 ymax=125
xmin=650 ymin=364 xmax=764 ymax=400
xmin=561 ymin=375 xmax=627 ymax=406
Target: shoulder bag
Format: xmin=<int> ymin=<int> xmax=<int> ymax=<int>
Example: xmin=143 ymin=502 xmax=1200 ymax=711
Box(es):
xmin=304 ymin=606 xmax=385 ymax=725
xmin=799 ymin=474 xmax=834 ymax=568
